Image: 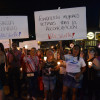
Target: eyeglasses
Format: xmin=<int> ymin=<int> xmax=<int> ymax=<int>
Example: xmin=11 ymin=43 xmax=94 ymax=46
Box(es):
xmin=89 ymin=50 xmax=95 ymax=53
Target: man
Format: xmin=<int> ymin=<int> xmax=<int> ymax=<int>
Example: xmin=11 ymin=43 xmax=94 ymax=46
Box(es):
xmin=7 ymin=42 xmax=22 ymax=98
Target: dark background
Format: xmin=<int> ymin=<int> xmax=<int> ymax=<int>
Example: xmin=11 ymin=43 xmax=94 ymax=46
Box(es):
xmin=0 ymin=0 xmax=100 ymax=41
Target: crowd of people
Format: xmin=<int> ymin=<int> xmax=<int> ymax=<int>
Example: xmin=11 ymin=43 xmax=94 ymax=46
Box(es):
xmin=0 ymin=42 xmax=100 ymax=100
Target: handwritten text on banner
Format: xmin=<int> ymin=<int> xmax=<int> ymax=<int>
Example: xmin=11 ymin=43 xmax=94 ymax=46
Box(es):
xmin=34 ymin=7 xmax=87 ymax=41
xmin=0 ymin=16 xmax=29 ymax=39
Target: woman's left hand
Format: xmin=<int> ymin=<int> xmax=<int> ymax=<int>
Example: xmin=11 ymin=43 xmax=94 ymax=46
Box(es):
xmin=74 ymin=73 xmax=82 ymax=80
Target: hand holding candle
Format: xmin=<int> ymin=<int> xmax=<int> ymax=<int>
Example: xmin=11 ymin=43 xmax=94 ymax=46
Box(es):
xmin=88 ymin=61 xmax=93 ymax=68
xmin=20 ymin=67 xmax=23 ymax=72
xmin=57 ymin=61 xmax=60 ymax=65
xmin=44 ymin=56 xmax=47 ymax=61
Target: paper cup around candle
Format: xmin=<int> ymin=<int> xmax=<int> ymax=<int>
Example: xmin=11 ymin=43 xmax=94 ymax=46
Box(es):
xmin=88 ymin=61 xmax=92 ymax=66
xmin=57 ymin=62 xmax=60 ymax=65
xmin=20 ymin=67 xmax=23 ymax=71
xmin=44 ymin=57 xmax=47 ymax=61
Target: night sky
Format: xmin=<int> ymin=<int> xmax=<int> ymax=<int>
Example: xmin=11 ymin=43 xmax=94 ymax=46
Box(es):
xmin=0 ymin=0 xmax=99 ymax=41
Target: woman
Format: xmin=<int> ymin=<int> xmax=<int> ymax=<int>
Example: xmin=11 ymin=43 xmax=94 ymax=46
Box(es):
xmin=24 ymin=47 xmax=39 ymax=100
xmin=62 ymin=45 xmax=86 ymax=100
xmin=83 ymin=48 xmax=100 ymax=100
xmin=41 ymin=49 xmax=59 ymax=100
xmin=54 ymin=52 xmax=66 ymax=100
xmin=0 ymin=43 xmax=6 ymax=100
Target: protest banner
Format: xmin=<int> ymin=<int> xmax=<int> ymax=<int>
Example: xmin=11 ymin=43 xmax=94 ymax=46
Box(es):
xmin=0 ymin=39 xmax=12 ymax=48
xmin=21 ymin=40 xmax=40 ymax=50
xmin=34 ymin=7 xmax=87 ymax=41
xmin=0 ymin=16 xmax=29 ymax=39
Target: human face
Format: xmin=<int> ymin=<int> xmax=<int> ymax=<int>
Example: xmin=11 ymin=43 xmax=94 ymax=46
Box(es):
xmin=12 ymin=43 xmax=17 ymax=50
xmin=46 ymin=50 xmax=54 ymax=60
xmin=37 ymin=50 xmax=41 ymax=56
xmin=30 ymin=48 xmax=36 ymax=57
xmin=57 ymin=53 xmax=60 ymax=59
xmin=88 ymin=50 xmax=95 ymax=57
xmin=72 ymin=46 xmax=80 ymax=56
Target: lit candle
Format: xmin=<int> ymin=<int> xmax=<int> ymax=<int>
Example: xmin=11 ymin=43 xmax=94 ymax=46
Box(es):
xmin=88 ymin=61 xmax=92 ymax=66
xmin=25 ymin=45 xmax=28 ymax=49
xmin=57 ymin=61 xmax=60 ymax=65
xmin=44 ymin=56 xmax=47 ymax=61
xmin=20 ymin=67 xmax=23 ymax=72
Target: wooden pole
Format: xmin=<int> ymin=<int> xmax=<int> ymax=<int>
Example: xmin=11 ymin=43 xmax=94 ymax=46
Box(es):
xmin=9 ymin=39 xmax=12 ymax=50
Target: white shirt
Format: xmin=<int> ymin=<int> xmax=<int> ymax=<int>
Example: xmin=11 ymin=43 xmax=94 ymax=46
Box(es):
xmin=64 ymin=54 xmax=86 ymax=73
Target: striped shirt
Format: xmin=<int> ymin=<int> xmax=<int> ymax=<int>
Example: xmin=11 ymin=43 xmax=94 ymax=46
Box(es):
xmin=24 ymin=55 xmax=39 ymax=73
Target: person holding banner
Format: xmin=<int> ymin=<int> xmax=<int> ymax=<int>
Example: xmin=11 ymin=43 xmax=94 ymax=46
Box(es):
xmin=62 ymin=45 xmax=86 ymax=100
xmin=0 ymin=43 xmax=6 ymax=100
xmin=7 ymin=42 xmax=22 ymax=98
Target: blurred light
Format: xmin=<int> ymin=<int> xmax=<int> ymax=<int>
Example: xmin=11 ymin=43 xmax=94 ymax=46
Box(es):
xmin=98 ymin=44 xmax=100 ymax=48
xmin=20 ymin=67 xmax=23 ymax=71
xmin=87 ymin=32 xmax=94 ymax=39
xmin=38 ymin=41 xmax=41 ymax=45
xmin=25 ymin=45 xmax=28 ymax=49
xmin=51 ymin=46 xmax=54 ymax=49
xmin=70 ymin=43 xmax=74 ymax=48
xmin=56 ymin=44 xmax=58 ymax=47
xmin=81 ymin=48 xmax=83 ymax=51
xmin=88 ymin=61 xmax=92 ymax=66
xmin=17 ymin=47 xmax=20 ymax=50
xmin=57 ymin=62 xmax=60 ymax=65
xmin=44 ymin=56 xmax=47 ymax=61
xmin=32 ymin=36 xmax=34 ymax=38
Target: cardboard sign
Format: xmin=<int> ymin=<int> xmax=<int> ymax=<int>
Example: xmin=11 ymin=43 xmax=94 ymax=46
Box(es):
xmin=19 ymin=42 xmax=24 ymax=48
xmin=20 ymin=40 xmax=40 ymax=50
xmin=34 ymin=7 xmax=87 ymax=41
xmin=0 ymin=39 xmax=12 ymax=48
xmin=0 ymin=16 xmax=29 ymax=39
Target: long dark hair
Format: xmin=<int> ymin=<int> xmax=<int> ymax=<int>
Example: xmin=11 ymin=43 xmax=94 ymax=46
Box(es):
xmin=0 ymin=43 xmax=5 ymax=52
xmin=73 ymin=44 xmax=81 ymax=61
xmin=0 ymin=43 xmax=6 ymax=64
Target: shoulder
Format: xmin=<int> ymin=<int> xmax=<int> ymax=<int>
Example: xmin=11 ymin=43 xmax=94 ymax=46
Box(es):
xmin=93 ymin=58 xmax=99 ymax=62
xmin=0 ymin=51 xmax=4 ymax=56
xmin=79 ymin=57 xmax=85 ymax=61
xmin=79 ymin=57 xmax=86 ymax=64
xmin=64 ymin=54 xmax=70 ymax=57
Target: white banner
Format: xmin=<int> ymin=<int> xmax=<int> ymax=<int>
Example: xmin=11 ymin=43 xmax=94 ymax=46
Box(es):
xmin=19 ymin=42 xmax=24 ymax=48
xmin=21 ymin=40 xmax=40 ymax=50
xmin=0 ymin=39 xmax=12 ymax=48
xmin=0 ymin=16 xmax=29 ymax=39
xmin=34 ymin=7 xmax=87 ymax=41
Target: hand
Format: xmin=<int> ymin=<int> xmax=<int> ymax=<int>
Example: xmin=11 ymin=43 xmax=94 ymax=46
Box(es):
xmin=88 ymin=65 xmax=92 ymax=68
xmin=74 ymin=73 xmax=82 ymax=81
xmin=50 ymin=68 xmax=54 ymax=71
xmin=40 ymin=61 xmax=45 ymax=69
xmin=88 ymin=62 xmax=93 ymax=68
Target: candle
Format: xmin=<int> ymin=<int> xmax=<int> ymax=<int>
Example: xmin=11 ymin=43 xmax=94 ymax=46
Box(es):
xmin=88 ymin=61 xmax=92 ymax=66
xmin=57 ymin=61 xmax=60 ymax=65
xmin=44 ymin=56 xmax=47 ymax=61
xmin=20 ymin=67 xmax=23 ymax=71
